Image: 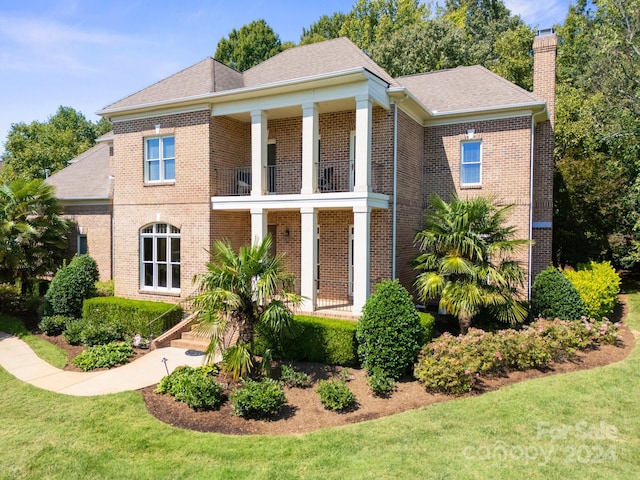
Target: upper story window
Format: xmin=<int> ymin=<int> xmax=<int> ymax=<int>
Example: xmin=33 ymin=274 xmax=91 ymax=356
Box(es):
xmin=145 ymin=136 xmax=175 ymax=183
xmin=140 ymin=223 xmax=180 ymax=293
xmin=461 ymin=140 xmax=482 ymax=186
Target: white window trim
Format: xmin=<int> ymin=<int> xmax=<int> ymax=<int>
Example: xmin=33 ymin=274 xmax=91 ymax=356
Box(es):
xmin=140 ymin=223 xmax=181 ymax=293
xmin=145 ymin=136 xmax=175 ymax=184
xmin=460 ymin=140 xmax=482 ymax=187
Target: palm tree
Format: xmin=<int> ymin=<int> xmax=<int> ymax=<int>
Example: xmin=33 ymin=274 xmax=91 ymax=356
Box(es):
xmin=0 ymin=178 xmax=68 ymax=293
xmin=414 ymin=194 xmax=530 ymax=334
xmin=192 ymin=235 xmax=301 ymax=379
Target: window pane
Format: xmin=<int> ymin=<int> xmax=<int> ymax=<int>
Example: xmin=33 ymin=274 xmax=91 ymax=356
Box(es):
xmin=143 ymin=237 xmax=153 ymax=262
xmin=462 ymin=142 xmax=481 ymax=164
xmin=164 ymin=159 xmax=175 ymax=180
xmin=148 ymin=160 xmax=160 ymax=181
xmin=147 ymin=138 xmax=160 ymax=159
xmin=171 ymin=238 xmax=180 ymax=262
xmin=163 ymin=137 xmax=175 ymax=158
xmin=157 ymin=264 xmax=167 ymax=287
xmin=144 ymin=264 xmax=153 ymax=287
xmin=462 ymin=164 xmax=481 ymax=184
xmin=156 ymin=224 xmax=167 ymax=234
xmin=172 ymin=265 xmax=180 ymax=289
xmin=78 ymin=235 xmax=88 ymax=255
xmin=157 ymin=237 xmax=167 ymax=262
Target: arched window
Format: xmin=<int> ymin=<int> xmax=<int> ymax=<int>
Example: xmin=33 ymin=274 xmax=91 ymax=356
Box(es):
xmin=140 ymin=223 xmax=180 ymax=292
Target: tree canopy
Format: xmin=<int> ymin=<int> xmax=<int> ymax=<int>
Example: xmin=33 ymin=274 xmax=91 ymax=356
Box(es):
xmin=0 ymin=106 xmax=111 ymax=182
xmin=214 ymin=19 xmax=286 ymax=71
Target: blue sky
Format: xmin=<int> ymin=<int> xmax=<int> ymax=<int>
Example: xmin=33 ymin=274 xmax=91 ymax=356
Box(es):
xmin=0 ymin=0 xmax=573 ymax=156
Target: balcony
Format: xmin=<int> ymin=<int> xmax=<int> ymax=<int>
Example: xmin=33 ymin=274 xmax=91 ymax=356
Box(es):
xmin=216 ymin=160 xmax=362 ymax=196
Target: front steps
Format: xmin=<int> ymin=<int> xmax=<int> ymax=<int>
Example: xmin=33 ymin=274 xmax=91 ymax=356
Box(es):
xmin=170 ymin=330 xmax=210 ymax=352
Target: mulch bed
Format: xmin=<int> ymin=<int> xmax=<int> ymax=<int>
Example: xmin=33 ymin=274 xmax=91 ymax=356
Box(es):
xmin=33 ymin=297 xmax=636 ymax=436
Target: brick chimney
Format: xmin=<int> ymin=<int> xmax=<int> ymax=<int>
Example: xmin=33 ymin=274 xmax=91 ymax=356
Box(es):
xmin=533 ymin=29 xmax=558 ymax=126
xmin=530 ymin=28 xmax=558 ymax=288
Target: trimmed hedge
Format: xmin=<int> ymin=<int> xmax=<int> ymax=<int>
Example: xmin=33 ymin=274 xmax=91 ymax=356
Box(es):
xmin=256 ymin=315 xmax=358 ymax=366
xmin=82 ymin=297 xmax=183 ymax=338
xmin=563 ymin=261 xmax=620 ymax=319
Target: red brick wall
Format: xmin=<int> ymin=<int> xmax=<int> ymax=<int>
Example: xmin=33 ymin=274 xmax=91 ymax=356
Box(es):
xmin=424 ymin=116 xmax=533 ymax=288
xmin=112 ymin=110 xmax=212 ymax=302
xmin=61 ymin=204 xmax=113 ymax=281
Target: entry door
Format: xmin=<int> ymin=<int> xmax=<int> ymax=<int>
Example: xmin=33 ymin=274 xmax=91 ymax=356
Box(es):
xmin=348 ymin=225 xmax=354 ymax=297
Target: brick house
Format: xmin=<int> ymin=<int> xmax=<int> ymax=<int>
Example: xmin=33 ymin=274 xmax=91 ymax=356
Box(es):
xmin=47 ymin=32 xmax=556 ymax=317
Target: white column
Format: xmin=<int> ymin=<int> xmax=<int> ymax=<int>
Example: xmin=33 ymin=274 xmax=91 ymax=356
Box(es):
xmin=354 ymin=95 xmax=372 ymax=193
xmin=251 ymin=207 xmax=267 ymax=246
xmin=251 ymin=110 xmax=267 ymax=196
xmin=300 ymin=207 xmax=318 ymax=311
xmin=301 ymin=102 xmax=319 ymax=194
xmin=352 ymin=205 xmax=371 ymax=315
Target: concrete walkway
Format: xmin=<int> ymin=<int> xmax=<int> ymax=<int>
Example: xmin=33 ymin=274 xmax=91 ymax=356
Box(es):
xmin=0 ymin=331 xmax=215 ymax=396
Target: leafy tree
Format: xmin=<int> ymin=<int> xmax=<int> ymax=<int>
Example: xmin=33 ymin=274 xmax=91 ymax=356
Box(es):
xmin=370 ymin=17 xmax=468 ymax=77
xmin=553 ymin=0 xmax=640 ymax=268
xmin=192 ymin=236 xmax=301 ymax=379
xmin=338 ymin=0 xmax=428 ymax=52
xmin=45 ymin=255 xmax=99 ymax=318
xmin=214 ymin=19 xmax=284 ymax=71
xmin=0 ymin=178 xmax=68 ymax=293
xmin=414 ymin=194 xmax=530 ymax=334
xmin=1 ymin=106 xmax=108 ymax=181
xmin=300 ymin=12 xmax=347 ymax=45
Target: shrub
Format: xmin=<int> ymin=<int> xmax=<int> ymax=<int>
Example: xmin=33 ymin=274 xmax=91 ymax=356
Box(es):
xmin=563 ymin=261 xmax=621 ymax=319
xmin=316 ymin=379 xmax=356 ymax=411
xmin=156 ymin=365 xmax=224 ymax=411
xmin=366 ymin=367 xmax=395 ymax=396
xmin=63 ymin=319 xmax=85 ymax=345
xmin=414 ymin=317 xmax=621 ymax=395
xmin=82 ymin=297 xmax=182 ymax=338
xmin=419 ymin=312 xmax=436 ymax=343
xmin=72 ymin=342 xmax=133 ymax=371
xmin=0 ymin=284 xmax=22 ymax=313
xmin=356 ymin=280 xmax=425 ymax=379
xmin=531 ymin=267 xmax=586 ymax=320
xmin=230 ymin=378 xmax=287 ymax=418
xmin=79 ymin=322 xmax=123 ymax=346
xmin=280 ymin=364 xmax=311 ymax=388
xmin=256 ymin=315 xmax=358 ymax=366
xmin=38 ymin=315 xmax=73 ymax=336
xmin=45 ymin=255 xmax=99 ymax=318
xmin=95 ymin=280 xmax=114 ymax=297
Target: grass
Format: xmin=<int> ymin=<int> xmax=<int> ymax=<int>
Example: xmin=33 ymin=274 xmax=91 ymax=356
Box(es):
xmin=0 ymin=315 xmax=67 ymax=368
xmin=1 ymin=290 xmax=640 ymax=478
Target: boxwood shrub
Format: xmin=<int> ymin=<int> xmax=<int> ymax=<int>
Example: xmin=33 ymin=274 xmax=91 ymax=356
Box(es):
xmin=356 ymin=280 xmax=425 ymax=379
xmin=563 ymin=261 xmax=620 ymax=319
xmin=45 ymin=255 xmax=99 ymax=318
xmin=230 ymin=378 xmax=287 ymax=418
xmin=530 ymin=267 xmax=586 ymax=320
xmin=157 ymin=365 xmax=224 ymax=411
xmin=256 ymin=315 xmax=358 ymax=366
xmin=82 ymin=297 xmax=183 ymax=338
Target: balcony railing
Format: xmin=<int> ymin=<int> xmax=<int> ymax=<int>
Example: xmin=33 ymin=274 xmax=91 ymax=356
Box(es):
xmin=215 ymin=160 xmax=383 ymax=196
xmin=216 ymin=166 xmax=252 ymax=196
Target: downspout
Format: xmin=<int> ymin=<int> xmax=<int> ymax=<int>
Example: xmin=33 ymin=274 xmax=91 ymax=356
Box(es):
xmin=392 ymin=101 xmax=398 ymax=279
xmin=528 ymin=115 xmax=535 ymax=300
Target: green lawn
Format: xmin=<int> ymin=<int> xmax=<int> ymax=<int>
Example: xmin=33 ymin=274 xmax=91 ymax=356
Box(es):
xmin=1 ymin=289 xmax=640 ymax=479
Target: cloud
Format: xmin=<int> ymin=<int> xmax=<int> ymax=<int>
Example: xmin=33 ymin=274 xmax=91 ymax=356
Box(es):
xmin=503 ymin=0 xmax=568 ymax=27
xmin=0 ymin=15 xmax=142 ymax=75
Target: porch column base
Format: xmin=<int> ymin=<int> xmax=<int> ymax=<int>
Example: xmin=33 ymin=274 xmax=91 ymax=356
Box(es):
xmin=352 ymin=205 xmax=371 ymax=315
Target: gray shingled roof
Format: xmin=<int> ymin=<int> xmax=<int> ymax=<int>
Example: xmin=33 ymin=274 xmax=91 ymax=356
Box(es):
xmin=243 ymin=37 xmax=398 ymax=87
xmin=397 ymin=65 xmax=541 ymax=113
xmin=46 ymin=140 xmax=112 ymax=200
xmin=100 ymin=39 xmax=543 ymax=116
xmin=102 ymin=58 xmax=242 ymax=111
